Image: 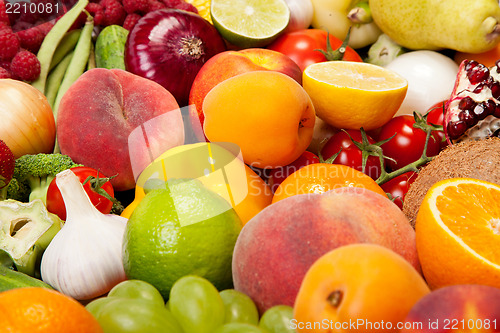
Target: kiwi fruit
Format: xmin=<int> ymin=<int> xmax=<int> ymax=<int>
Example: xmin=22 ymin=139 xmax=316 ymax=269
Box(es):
xmin=403 ymin=137 xmax=500 ymax=227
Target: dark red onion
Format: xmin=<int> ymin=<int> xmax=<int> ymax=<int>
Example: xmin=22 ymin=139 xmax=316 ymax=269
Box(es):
xmin=125 ymin=9 xmax=227 ymax=107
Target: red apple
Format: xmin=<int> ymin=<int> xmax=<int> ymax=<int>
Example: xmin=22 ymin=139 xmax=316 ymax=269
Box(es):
xmin=188 ymin=48 xmax=302 ymax=140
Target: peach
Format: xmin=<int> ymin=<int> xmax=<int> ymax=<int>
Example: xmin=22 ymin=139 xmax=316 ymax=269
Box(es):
xmin=402 ymin=284 xmax=500 ymax=333
xmin=232 ymin=186 xmax=419 ymax=314
xmin=188 ymin=48 xmax=302 ymax=140
xmin=203 ymin=71 xmax=315 ymax=169
xmin=56 ymin=68 xmax=185 ymax=191
xmin=293 ymin=244 xmax=430 ymax=333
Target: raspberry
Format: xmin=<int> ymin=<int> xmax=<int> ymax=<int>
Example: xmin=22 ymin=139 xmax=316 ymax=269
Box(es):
xmin=162 ymin=0 xmax=183 ymax=7
xmin=0 ymin=26 xmax=20 ymax=61
xmin=148 ymin=0 xmax=166 ymax=12
xmin=10 ymin=50 xmax=40 ymax=82
xmin=16 ymin=26 xmax=44 ymax=53
xmin=176 ymin=2 xmax=198 ymax=14
xmin=0 ymin=0 xmax=9 ymax=25
xmin=86 ymin=2 xmax=103 ymax=16
xmin=123 ymin=0 xmax=149 ymax=14
xmin=123 ymin=13 xmax=141 ymax=31
xmin=102 ymin=0 xmax=126 ymax=26
xmin=0 ymin=66 xmax=10 ymax=79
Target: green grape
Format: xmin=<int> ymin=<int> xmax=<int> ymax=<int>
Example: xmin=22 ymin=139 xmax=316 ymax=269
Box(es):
xmin=220 ymin=289 xmax=259 ymax=325
xmin=96 ymin=298 xmax=183 ymax=333
xmin=259 ymin=305 xmax=296 ymax=333
xmin=169 ymin=275 xmax=225 ymax=333
xmin=107 ymin=279 xmax=165 ymax=306
xmin=214 ymin=322 xmax=266 ymax=333
xmin=85 ymin=296 xmax=118 ymax=319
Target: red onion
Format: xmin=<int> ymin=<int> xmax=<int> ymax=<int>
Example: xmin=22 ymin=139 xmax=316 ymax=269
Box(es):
xmin=125 ymin=9 xmax=227 ymax=107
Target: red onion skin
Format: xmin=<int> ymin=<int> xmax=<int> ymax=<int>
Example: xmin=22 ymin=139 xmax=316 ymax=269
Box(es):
xmin=125 ymin=9 xmax=227 ymax=107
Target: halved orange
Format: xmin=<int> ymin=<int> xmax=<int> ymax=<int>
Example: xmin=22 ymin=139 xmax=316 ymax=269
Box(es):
xmin=303 ymin=61 xmax=408 ymax=130
xmin=416 ymin=177 xmax=500 ymax=289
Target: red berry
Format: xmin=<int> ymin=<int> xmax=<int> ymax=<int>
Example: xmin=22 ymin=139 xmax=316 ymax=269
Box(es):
xmin=147 ymin=0 xmax=166 ymax=12
xmin=176 ymin=2 xmax=198 ymax=14
xmin=10 ymin=49 xmax=40 ymax=82
xmin=123 ymin=0 xmax=149 ymax=14
xmin=0 ymin=26 xmax=20 ymax=61
xmin=0 ymin=66 xmax=10 ymax=78
xmin=103 ymin=0 xmax=126 ymax=26
xmin=0 ymin=139 xmax=15 ymax=190
xmin=0 ymin=0 xmax=9 ymax=25
xmin=16 ymin=26 xmax=44 ymax=53
xmin=123 ymin=13 xmax=142 ymax=31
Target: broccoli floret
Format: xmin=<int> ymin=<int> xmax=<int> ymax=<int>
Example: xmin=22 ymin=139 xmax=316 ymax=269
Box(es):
xmin=6 ymin=153 xmax=82 ymax=204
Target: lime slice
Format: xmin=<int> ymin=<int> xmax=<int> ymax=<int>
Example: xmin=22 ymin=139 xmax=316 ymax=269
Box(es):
xmin=211 ymin=0 xmax=290 ymax=48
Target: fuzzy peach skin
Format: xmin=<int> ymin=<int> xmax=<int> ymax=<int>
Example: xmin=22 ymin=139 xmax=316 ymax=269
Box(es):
xmin=232 ymin=186 xmax=419 ymax=315
xmin=56 ymin=68 xmax=185 ymax=191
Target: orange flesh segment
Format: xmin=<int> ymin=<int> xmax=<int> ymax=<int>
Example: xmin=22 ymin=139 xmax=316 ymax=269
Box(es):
xmin=436 ymin=183 xmax=500 ymax=263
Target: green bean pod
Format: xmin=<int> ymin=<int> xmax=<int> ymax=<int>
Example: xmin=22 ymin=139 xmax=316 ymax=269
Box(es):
xmin=87 ymin=42 xmax=96 ymax=71
xmin=49 ymin=29 xmax=82 ymax=72
xmin=53 ymin=16 xmax=94 ymax=120
xmin=45 ymin=51 xmax=74 ymax=108
xmin=31 ymin=0 xmax=89 ymax=94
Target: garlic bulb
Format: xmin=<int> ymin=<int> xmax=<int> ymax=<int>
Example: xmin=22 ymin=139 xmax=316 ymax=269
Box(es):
xmin=284 ymin=0 xmax=314 ymax=33
xmin=40 ymin=169 xmax=127 ymax=300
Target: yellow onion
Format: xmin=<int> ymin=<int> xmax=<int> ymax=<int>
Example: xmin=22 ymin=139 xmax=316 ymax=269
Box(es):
xmin=0 ymin=79 xmax=55 ymax=158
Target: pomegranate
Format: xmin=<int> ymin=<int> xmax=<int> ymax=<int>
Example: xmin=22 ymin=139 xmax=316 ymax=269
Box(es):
xmin=444 ymin=59 xmax=500 ymax=144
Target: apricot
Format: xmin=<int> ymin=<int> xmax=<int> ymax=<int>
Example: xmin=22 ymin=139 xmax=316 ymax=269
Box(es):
xmin=202 ymin=71 xmax=315 ymax=169
xmin=232 ymin=186 xmax=419 ymax=314
xmin=402 ymin=284 xmax=500 ymax=333
xmin=293 ymin=244 xmax=430 ymax=333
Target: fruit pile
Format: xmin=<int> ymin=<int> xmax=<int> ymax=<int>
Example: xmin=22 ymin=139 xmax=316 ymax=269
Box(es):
xmin=1 ymin=0 xmax=500 ymax=331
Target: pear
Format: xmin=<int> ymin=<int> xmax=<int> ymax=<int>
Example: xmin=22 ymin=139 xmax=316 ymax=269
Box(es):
xmin=370 ymin=0 xmax=500 ymax=53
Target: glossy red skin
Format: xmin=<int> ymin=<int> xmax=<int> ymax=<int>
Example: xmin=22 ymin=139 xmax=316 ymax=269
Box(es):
xmin=320 ymin=130 xmax=382 ymax=180
xmin=379 ymin=116 xmax=442 ymax=171
xmin=46 ymin=167 xmax=115 ymax=221
xmin=268 ymin=151 xmax=320 ymax=193
xmin=267 ymin=29 xmax=363 ymax=71
xmin=125 ymin=8 xmax=226 ymax=107
xmin=380 ymin=171 xmax=418 ymax=210
xmin=426 ymin=100 xmax=449 ymax=150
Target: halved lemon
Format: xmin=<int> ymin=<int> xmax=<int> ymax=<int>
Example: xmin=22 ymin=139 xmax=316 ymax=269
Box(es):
xmin=416 ymin=177 xmax=500 ymax=289
xmin=185 ymin=0 xmax=212 ymax=23
xmin=210 ymin=0 xmax=290 ymax=48
xmin=303 ymin=61 xmax=408 ymax=130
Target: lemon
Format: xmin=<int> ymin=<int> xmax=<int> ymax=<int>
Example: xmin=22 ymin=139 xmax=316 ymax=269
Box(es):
xmin=303 ymin=61 xmax=408 ymax=131
xmin=122 ymin=178 xmax=242 ymax=299
xmin=210 ymin=0 xmax=290 ymax=48
xmin=186 ymin=0 xmax=212 ymax=23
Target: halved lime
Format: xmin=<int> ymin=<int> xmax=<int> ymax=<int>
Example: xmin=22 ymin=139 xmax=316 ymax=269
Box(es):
xmin=211 ymin=0 xmax=290 ymax=48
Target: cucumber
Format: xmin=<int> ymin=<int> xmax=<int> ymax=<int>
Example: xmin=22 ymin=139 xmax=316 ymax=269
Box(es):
xmin=95 ymin=25 xmax=129 ymax=70
xmin=0 ymin=265 xmax=53 ymax=292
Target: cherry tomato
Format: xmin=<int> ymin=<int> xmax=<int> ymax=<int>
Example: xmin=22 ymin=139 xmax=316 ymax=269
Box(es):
xmin=320 ymin=129 xmax=383 ymax=180
xmin=268 ymin=151 xmax=320 ymax=193
xmin=380 ymin=172 xmax=418 ymax=210
xmin=267 ymin=29 xmax=363 ymax=71
xmin=46 ymin=166 xmax=115 ymax=220
xmin=426 ymin=100 xmax=449 ymax=150
xmin=379 ymin=115 xmax=441 ymax=171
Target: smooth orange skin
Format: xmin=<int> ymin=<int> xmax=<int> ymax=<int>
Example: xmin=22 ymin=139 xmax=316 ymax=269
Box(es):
xmin=0 ymin=287 xmax=103 ymax=333
xmin=454 ymin=44 xmax=500 ymax=68
xmin=272 ymin=163 xmax=387 ymax=203
xmin=188 ymin=48 xmax=302 ymax=140
xmin=203 ymin=71 xmax=315 ymax=169
xmin=232 ymin=186 xmax=420 ymax=315
xmin=402 ymin=284 xmax=500 ymax=333
xmin=293 ymin=244 xmax=430 ymax=333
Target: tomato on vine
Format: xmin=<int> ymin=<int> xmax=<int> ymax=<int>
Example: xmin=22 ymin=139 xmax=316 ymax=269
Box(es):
xmin=380 ymin=171 xmax=418 ymax=210
xmin=46 ymin=166 xmax=116 ymax=220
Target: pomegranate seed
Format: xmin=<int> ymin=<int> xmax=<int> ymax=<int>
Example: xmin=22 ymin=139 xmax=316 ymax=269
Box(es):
xmin=466 ymin=62 xmax=490 ymax=85
xmin=490 ymin=81 xmax=500 ymax=100
xmin=458 ymin=109 xmax=478 ymax=127
xmin=458 ymin=96 xmax=476 ymax=110
xmin=495 ymin=105 xmax=500 ymax=118
xmin=473 ymin=102 xmax=492 ymax=120
xmin=447 ymin=121 xmax=468 ymax=140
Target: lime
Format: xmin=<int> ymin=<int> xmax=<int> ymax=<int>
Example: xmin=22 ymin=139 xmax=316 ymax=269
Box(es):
xmin=122 ymin=178 xmax=242 ymax=300
xmin=210 ymin=0 xmax=290 ymax=48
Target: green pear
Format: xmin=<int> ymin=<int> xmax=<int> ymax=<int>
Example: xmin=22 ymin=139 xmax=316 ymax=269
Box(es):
xmin=370 ymin=0 xmax=500 ymax=53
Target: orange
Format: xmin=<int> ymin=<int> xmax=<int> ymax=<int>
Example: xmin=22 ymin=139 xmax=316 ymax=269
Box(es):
xmin=293 ymin=243 xmax=430 ymax=333
xmin=0 ymin=287 xmax=103 ymax=333
xmin=415 ymin=177 xmax=500 ymax=289
xmin=272 ymin=163 xmax=387 ymax=203
xmin=454 ymin=43 xmax=500 ymax=68
xmin=203 ymin=71 xmax=316 ymax=169
xmin=303 ymin=61 xmax=408 ymax=130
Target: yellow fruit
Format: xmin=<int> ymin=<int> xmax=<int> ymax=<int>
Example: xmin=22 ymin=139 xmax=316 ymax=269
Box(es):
xmin=303 ymin=61 xmax=408 ymax=130
xmin=416 ymin=177 xmax=500 ymax=289
xmin=186 ymin=0 xmax=212 ymax=23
